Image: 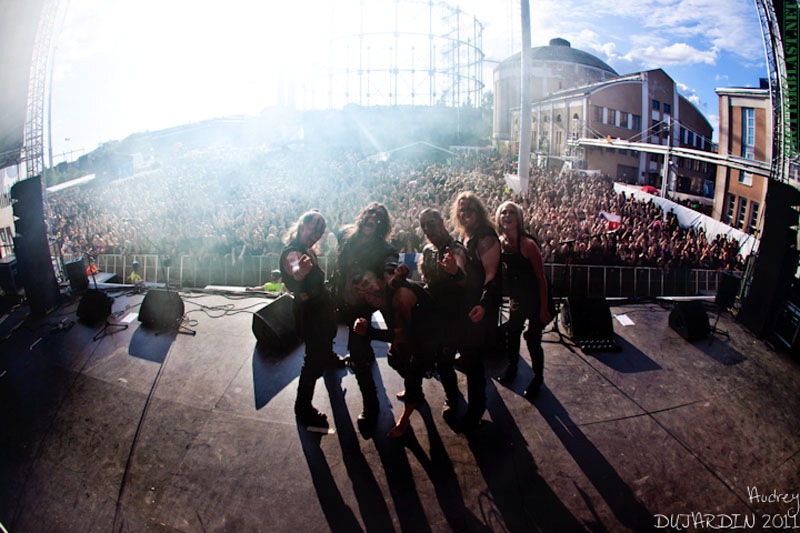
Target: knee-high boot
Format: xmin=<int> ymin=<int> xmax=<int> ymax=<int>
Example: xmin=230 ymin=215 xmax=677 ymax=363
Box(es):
xmin=295 ymin=366 xmax=327 ymax=427
xmin=355 ymin=370 xmax=379 ymax=427
xmin=523 ymin=328 xmax=544 ymax=401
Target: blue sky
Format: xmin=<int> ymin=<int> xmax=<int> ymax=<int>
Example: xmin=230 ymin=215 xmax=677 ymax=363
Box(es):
xmin=49 ymin=0 xmax=767 ymax=159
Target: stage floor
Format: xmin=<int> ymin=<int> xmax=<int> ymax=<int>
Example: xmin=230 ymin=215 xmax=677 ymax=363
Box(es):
xmin=1 ymin=288 xmax=798 ymax=532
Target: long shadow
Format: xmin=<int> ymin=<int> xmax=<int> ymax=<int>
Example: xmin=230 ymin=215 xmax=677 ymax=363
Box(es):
xmin=128 ymin=325 xmax=177 ymax=363
xmin=323 ymin=370 xmax=394 ymax=533
xmin=369 ymin=363 xmax=431 ymax=533
xmin=590 ymin=335 xmax=662 ymax=373
xmin=692 ymin=335 xmax=747 ymax=366
xmin=403 ymin=404 xmax=490 ymax=532
xmin=251 ymin=344 xmax=303 ymax=410
xmin=297 ymin=423 xmax=363 ymax=533
xmin=534 ymin=387 xmax=655 ymax=531
xmin=466 ymin=382 xmax=586 ymax=532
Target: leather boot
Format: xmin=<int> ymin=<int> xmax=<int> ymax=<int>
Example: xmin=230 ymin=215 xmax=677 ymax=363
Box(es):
xmin=295 ymin=367 xmax=327 ymax=428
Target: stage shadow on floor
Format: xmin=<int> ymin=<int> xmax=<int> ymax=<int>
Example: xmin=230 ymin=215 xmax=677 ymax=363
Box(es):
xmin=466 ymin=382 xmax=586 ymax=532
xmin=319 ymin=368 xmax=394 ymax=532
xmin=404 ymin=405 xmax=490 ymax=532
xmin=590 ymin=335 xmax=663 ymax=374
xmin=128 ymin=326 xmax=177 ymax=364
xmin=534 ymin=387 xmax=654 ymax=531
xmin=251 ymin=344 xmax=303 ymax=410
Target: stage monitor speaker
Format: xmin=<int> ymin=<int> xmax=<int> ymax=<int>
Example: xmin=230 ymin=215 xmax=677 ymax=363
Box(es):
xmin=560 ymin=297 xmax=617 ymax=351
xmin=65 ymin=258 xmax=89 ymax=293
xmin=77 ymin=289 xmax=113 ymax=324
xmin=252 ymin=294 xmax=300 ymax=353
xmin=669 ymin=301 xmax=710 ymax=341
xmin=139 ymin=289 xmax=184 ymax=329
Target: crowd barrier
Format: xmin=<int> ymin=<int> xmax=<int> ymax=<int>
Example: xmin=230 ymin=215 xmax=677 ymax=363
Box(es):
xmin=62 ymin=253 xmax=723 ymax=299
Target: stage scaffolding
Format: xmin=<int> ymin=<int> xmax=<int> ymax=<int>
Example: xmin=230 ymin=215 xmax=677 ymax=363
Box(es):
xmin=320 ymin=0 xmax=485 ymax=108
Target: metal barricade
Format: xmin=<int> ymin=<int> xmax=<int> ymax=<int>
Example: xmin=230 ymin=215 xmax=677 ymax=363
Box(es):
xmin=70 ymin=253 xmax=722 ymax=297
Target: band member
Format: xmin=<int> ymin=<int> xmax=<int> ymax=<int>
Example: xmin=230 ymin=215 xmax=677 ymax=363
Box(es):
xmin=417 ymin=208 xmax=467 ymax=417
xmin=334 ymin=202 xmax=399 ymax=431
xmin=352 ymin=264 xmax=432 ymax=439
xmin=450 ymin=192 xmax=501 ymax=431
xmin=495 ymin=201 xmax=552 ymax=400
xmin=279 ymin=210 xmax=341 ymax=430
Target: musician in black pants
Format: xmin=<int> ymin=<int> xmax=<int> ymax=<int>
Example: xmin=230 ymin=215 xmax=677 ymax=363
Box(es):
xmin=280 ymin=209 xmax=341 ymax=430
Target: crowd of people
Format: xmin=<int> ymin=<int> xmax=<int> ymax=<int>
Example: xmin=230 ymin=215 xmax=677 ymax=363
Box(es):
xmin=41 ymin=144 xmax=749 ymax=436
xmin=45 ymin=146 xmax=746 ymax=272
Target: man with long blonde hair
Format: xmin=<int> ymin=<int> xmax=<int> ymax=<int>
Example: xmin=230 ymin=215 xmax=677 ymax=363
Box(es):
xmin=450 ymin=191 xmax=501 ymax=431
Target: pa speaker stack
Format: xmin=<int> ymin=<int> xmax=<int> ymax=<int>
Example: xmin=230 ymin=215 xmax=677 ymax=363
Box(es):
xmin=668 ymin=301 xmax=710 ymax=342
xmin=252 ymin=294 xmax=300 ymax=354
xmin=138 ymin=289 xmax=185 ymax=329
xmin=560 ymin=297 xmax=619 ymax=352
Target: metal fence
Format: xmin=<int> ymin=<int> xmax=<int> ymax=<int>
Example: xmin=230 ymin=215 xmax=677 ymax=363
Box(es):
xmin=64 ymin=253 xmax=722 ymax=298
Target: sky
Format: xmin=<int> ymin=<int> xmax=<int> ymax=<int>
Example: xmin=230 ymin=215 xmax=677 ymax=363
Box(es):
xmin=48 ymin=0 xmax=767 ymax=161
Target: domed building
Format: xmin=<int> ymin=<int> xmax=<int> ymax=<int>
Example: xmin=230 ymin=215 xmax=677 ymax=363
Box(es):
xmin=493 ymin=38 xmax=618 ymax=144
xmin=493 ymin=38 xmax=715 ymax=194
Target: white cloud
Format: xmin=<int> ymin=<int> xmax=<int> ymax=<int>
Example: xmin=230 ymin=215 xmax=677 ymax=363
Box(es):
xmin=625 ymin=42 xmax=718 ymax=67
xmin=531 ymin=0 xmax=762 ymax=68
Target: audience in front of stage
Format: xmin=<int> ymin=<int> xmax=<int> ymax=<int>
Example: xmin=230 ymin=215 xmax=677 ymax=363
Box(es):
xmin=45 ymin=148 xmax=744 ymax=272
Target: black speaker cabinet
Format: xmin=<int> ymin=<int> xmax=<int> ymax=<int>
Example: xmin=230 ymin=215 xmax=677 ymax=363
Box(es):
xmin=65 ymin=257 xmax=89 ymax=293
xmin=669 ymin=301 xmax=710 ymax=341
xmin=77 ymin=289 xmax=113 ymax=324
xmin=139 ymin=289 xmax=184 ymax=329
xmin=561 ymin=297 xmax=614 ymax=341
xmin=252 ymin=294 xmax=300 ymax=353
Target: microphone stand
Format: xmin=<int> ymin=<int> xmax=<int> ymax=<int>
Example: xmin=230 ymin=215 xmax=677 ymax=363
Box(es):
xmin=135 ymin=233 xmax=195 ymax=336
xmin=86 ymin=251 xmax=129 ymax=341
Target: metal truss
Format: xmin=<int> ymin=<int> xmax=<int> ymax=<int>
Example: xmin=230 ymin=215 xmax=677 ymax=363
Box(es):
xmin=22 ymin=0 xmax=61 ymax=178
xmin=754 ymin=0 xmax=794 ymax=184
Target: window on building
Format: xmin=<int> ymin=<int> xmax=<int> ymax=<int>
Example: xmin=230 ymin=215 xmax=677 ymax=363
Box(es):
xmin=740 ymin=109 xmax=755 ymax=186
xmin=741 ymin=108 xmax=755 ymax=183
xmin=594 ymin=105 xmax=603 ymax=123
xmin=556 ymin=114 xmax=562 ymax=123
xmin=663 ymin=103 xmax=671 ymax=114
xmin=743 ymin=108 xmax=755 ymax=151
xmin=680 ymin=127 xmax=686 ymax=144
xmin=632 ymin=114 xmax=641 ymax=130
xmin=619 ymin=111 xmax=628 ymax=129
xmin=749 ymin=202 xmax=760 ymax=234
xmin=737 ymin=198 xmax=748 ymax=229
xmin=725 ymin=194 xmax=736 ymax=224
xmin=652 ymin=100 xmax=660 ymax=110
